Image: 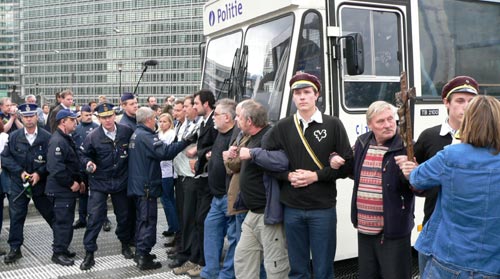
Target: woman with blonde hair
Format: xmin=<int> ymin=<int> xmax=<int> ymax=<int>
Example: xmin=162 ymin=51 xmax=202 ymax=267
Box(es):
xmin=399 ymin=95 xmax=500 ymax=278
xmin=157 ymin=113 xmax=180 ymax=237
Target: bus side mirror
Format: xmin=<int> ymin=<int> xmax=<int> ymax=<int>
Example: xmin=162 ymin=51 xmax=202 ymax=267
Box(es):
xmin=337 ymin=33 xmax=364 ymax=75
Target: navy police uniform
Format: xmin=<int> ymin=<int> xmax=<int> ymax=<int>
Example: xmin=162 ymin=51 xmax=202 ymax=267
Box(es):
xmin=72 ymin=105 xmax=99 ymax=225
xmin=46 ymin=110 xmax=82 ymax=263
xmin=119 ymin=92 xmax=137 ymax=130
xmin=128 ymin=123 xmax=189 ymax=261
xmin=119 ymin=92 xmax=138 ymax=244
xmin=120 ymin=113 xmax=137 ymax=131
xmin=1 ymin=104 xmax=54 ymax=262
xmin=80 ymin=104 xmax=134 ymax=255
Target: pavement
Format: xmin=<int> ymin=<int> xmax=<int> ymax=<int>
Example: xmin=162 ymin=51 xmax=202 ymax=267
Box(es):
xmin=0 ymin=202 xmax=418 ymax=279
xmin=0 ymin=203 xmax=191 ymax=279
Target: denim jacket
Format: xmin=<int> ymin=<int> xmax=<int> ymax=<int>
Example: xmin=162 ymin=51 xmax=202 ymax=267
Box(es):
xmin=411 ymin=143 xmax=500 ymax=275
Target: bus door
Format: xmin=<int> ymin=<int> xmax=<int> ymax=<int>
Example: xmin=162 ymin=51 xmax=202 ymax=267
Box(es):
xmin=328 ymin=2 xmax=416 ymax=260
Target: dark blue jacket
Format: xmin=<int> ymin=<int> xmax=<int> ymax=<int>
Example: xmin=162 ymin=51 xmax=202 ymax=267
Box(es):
xmin=251 ymin=148 xmax=289 ymax=225
xmin=351 ymin=131 xmax=415 ymax=239
xmin=73 ymin=121 xmax=99 ymax=148
xmin=45 ymin=128 xmax=82 ymax=198
xmin=1 ymin=128 xmax=51 ymax=196
xmin=128 ymin=124 xmax=188 ymax=197
xmin=81 ymin=123 xmax=134 ymax=193
xmin=120 ymin=113 xmax=137 ymax=131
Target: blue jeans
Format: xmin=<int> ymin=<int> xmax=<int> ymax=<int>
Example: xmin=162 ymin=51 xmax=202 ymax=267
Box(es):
xmin=419 ymin=252 xmax=431 ymax=276
xmin=284 ymin=206 xmax=337 ymax=279
xmin=0 ymin=192 xmax=4 ymax=237
xmin=201 ymin=195 xmax=238 ymax=279
xmin=160 ymin=177 xmax=179 ymax=233
xmin=423 ymin=257 xmax=500 ymax=279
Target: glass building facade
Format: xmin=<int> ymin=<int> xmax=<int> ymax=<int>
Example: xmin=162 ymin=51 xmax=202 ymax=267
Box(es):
xmin=0 ymin=0 xmax=19 ymax=98
xmin=19 ymin=0 xmax=205 ymax=105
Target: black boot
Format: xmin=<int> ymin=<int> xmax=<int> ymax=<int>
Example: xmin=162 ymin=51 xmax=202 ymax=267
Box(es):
xmin=133 ymin=253 xmax=156 ymax=263
xmin=4 ymin=248 xmax=22 ymax=264
xmin=121 ymin=243 xmax=134 ymax=259
xmin=72 ymin=219 xmax=87 ymax=229
xmin=80 ymin=252 xmax=95 ymax=270
xmin=136 ymin=255 xmax=162 ymax=270
xmin=102 ymin=220 xmax=112 ymax=232
xmin=51 ymin=253 xmax=74 ymax=266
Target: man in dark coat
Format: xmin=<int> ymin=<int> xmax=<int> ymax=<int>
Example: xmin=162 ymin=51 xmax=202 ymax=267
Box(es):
xmin=79 ymin=103 xmax=135 ymax=270
xmin=128 ymin=107 xmax=194 ymax=270
xmin=46 ymin=109 xmax=84 ymax=266
xmin=1 ymin=103 xmax=54 ymax=264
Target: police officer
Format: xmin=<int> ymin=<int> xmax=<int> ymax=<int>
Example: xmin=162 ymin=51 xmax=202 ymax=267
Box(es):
xmin=128 ymin=107 xmax=195 ymax=270
xmin=72 ymin=105 xmax=113 ymax=231
xmin=79 ymin=103 xmax=134 ymax=270
xmin=119 ymin=92 xmax=138 ymax=130
xmin=1 ymin=103 xmax=54 ymax=264
xmin=46 ymin=109 xmax=84 ymax=266
xmin=119 ymin=92 xmax=138 ymax=243
xmin=72 ymin=105 xmax=98 ymax=229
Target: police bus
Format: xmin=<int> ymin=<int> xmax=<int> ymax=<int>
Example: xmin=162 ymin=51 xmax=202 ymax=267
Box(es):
xmin=200 ymin=0 xmax=500 ymax=260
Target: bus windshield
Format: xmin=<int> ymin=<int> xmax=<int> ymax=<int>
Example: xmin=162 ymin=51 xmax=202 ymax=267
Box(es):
xmin=243 ymin=14 xmax=294 ymax=122
xmin=202 ymin=31 xmax=242 ymax=99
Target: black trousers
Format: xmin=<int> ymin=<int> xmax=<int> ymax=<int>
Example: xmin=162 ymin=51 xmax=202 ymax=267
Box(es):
xmin=357 ymin=232 xmax=412 ymax=279
xmin=177 ymin=176 xmax=197 ymax=261
xmin=135 ymin=197 xmax=158 ymax=256
xmin=173 ymin=177 xmax=184 ymax=250
xmin=50 ymin=197 xmax=76 ymax=254
xmin=191 ymin=177 xmax=212 ymax=266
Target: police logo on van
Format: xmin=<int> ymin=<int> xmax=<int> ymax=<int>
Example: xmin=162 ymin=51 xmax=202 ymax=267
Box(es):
xmin=209 ymin=11 xmax=216 ymax=26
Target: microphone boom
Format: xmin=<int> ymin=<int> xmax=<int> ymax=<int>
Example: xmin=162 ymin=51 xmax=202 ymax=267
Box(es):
xmin=133 ymin=59 xmax=159 ymax=95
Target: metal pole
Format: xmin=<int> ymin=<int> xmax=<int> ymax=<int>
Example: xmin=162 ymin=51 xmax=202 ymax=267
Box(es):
xmin=118 ymin=63 xmax=123 ymax=98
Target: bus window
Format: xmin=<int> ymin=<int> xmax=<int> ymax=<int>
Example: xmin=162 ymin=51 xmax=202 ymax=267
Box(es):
xmin=289 ymin=11 xmax=324 ymax=115
xmin=202 ymin=31 xmax=242 ymax=99
xmin=419 ymin=0 xmax=500 ymax=97
xmin=244 ymin=14 xmax=294 ymax=122
xmin=340 ymin=7 xmax=403 ymax=109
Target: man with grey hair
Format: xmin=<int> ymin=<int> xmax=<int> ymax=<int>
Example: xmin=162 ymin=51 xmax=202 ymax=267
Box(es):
xmin=232 ymin=100 xmax=290 ymax=278
xmin=25 ymin=94 xmax=45 ymax=126
xmin=127 ymin=107 xmax=196 ymax=270
xmin=200 ymin=98 xmax=238 ymax=279
xmin=330 ymin=100 xmax=415 ymax=278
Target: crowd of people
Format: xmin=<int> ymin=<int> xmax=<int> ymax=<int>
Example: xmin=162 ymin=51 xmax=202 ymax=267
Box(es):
xmin=0 ymin=72 xmax=499 ymax=279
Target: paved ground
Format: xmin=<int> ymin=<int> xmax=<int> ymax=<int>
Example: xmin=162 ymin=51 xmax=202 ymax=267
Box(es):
xmin=0 ymin=204 xmax=190 ymax=279
xmin=0 ymin=203 xmax=418 ymax=278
